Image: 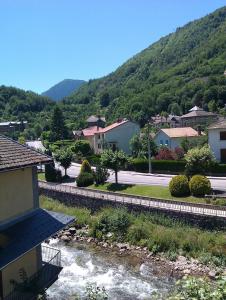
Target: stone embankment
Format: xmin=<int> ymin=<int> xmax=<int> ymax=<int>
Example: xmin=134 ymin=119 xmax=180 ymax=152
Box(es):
xmin=46 ymin=225 xmax=222 ymax=279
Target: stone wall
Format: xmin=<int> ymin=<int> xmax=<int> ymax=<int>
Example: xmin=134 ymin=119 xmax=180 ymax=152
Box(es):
xmin=39 ymin=187 xmax=226 ymax=230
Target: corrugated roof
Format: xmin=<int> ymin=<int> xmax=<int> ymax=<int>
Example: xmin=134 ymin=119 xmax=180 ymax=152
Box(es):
xmin=0 ymin=135 xmax=52 ymax=172
xmin=0 ymin=209 xmax=75 ymax=269
xmin=208 ymin=119 xmax=226 ymax=129
xmin=159 ymin=127 xmax=201 ymax=138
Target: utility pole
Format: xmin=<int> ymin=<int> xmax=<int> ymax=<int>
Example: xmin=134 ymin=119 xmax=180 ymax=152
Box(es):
xmin=147 ymin=121 xmax=152 ymax=173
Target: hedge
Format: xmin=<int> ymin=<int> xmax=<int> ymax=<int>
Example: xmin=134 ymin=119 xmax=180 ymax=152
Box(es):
xmin=129 ymin=158 xmax=186 ymax=173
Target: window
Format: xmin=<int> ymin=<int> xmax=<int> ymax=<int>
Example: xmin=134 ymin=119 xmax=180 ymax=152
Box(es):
xmin=165 ymin=140 xmax=169 ymax=146
xmin=98 ymin=144 xmax=101 ymax=149
xmin=220 ymin=131 xmax=226 ymax=140
xmin=160 ymin=139 xmax=163 ymax=145
xmin=221 ymin=149 xmax=226 ymax=163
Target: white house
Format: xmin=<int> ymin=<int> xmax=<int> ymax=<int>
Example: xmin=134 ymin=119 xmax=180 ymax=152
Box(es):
xmin=208 ymin=120 xmax=226 ymax=162
xmin=81 ymin=119 xmax=140 ymax=154
xmin=154 ymin=127 xmax=203 ymax=150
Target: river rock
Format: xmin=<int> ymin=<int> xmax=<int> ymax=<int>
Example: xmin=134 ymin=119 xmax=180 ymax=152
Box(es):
xmin=61 ymin=235 xmax=71 ymax=242
xmin=69 ymin=227 xmax=76 ymax=234
xmin=208 ymin=270 xmax=216 ymax=279
xmin=183 ymin=269 xmax=191 ymax=275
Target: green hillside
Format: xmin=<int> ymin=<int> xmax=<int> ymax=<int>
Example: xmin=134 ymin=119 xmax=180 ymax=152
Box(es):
xmin=65 ymin=6 xmax=226 ymax=127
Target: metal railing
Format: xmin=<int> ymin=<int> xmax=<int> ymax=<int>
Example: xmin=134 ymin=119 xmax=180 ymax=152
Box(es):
xmin=4 ymin=246 xmax=62 ymax=300
xmin=39 ymin=180 xmax=226 ymax=219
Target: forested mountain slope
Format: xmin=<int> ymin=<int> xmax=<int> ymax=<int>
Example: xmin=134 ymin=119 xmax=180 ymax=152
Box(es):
xmin=64 ymin=6 xmax=226 ymax=126
xmin=42 ymin=79 xmax=85 ymax=101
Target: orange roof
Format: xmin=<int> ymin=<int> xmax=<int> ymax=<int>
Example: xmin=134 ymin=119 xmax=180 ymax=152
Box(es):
xmin=82 ymin=126 xmax=100 ymax=137
xmin=97 ymin=120 xmax=128 ymax=133
xmin=160 ymin=127 xmax=202 ymax=138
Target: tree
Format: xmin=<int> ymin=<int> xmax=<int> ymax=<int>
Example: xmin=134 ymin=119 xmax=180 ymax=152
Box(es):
xmin=50 ymin=106 xmax=68 ymax=141
xmin=94 ymin=165 xmax=109 ymax=185
xmin=130 ymin=132 xmax=158 ymax=158
xmin=100 ymin=149 xmax=129 ymax=184
xmin=71 ymin=140 xmax=92 ymax=156
xmin=184 ymin=145 xmax=215 ymax=176
xmin=55 ymin=148 xmax=73 ymax=177
xmin=80 ymin=160 xmax=92 ymax=174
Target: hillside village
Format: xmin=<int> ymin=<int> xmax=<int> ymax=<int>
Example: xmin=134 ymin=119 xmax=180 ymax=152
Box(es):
xmin=1 ymin=4 xmax=226 ymax=300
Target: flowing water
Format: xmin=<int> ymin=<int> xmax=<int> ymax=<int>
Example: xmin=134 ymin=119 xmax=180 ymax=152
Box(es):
xmin=47 ymin=239 xmax=175 ymax=300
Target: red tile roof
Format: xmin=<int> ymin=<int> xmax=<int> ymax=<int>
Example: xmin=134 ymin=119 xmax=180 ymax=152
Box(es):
xmin=98 ymin=120 xmax=128 ymax=133
xmin=82 ymin=120 xmax=129 ymax=136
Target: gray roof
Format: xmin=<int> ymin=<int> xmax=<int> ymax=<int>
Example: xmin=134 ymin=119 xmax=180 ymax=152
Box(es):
xmin=0 ymin=209 xmax=75 ymax=269
xmin=181 ymin=110 xmax=216 ymax=119
xmin=208 ymin=119 xmax=226 ymax=130
xmin=0 ymin=135 xmax=52 ymax=172
xmin=86 ymin=115 xmax=106 ymax=123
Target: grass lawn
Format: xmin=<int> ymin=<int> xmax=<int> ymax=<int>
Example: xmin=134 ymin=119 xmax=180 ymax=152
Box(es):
xmin=89 ymin=183 xmax=207 ymax=204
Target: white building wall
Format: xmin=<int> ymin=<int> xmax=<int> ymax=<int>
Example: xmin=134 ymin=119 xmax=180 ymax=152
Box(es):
xmin=208 ymin=128 xmax=226 ymax=161
xmin=103 ymin=121 xmax=140 ymax=154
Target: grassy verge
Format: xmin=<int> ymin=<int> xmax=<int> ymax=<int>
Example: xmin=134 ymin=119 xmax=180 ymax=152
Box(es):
xmin=89 ymin=183 xmax=207 ymax=204
xmin=40 ymin=196 xmax=226 ymax=267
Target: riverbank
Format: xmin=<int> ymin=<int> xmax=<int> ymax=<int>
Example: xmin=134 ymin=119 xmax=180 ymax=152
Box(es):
xmin=41 ymin=196 xmax=226 ymax=278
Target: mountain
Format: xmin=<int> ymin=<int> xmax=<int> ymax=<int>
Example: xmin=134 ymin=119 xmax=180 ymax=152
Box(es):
xmin=65 ymin=6 xmax=226 ymax=127
xmin=42 ymin=79 xmax=86 ymax=101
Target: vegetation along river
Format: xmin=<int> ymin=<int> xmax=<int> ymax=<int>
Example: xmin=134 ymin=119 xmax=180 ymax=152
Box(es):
xmin=46 ymin=239 xmax=175 ymax=300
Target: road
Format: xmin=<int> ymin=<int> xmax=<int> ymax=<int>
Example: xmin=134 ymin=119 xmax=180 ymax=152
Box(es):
xmin=62 ymin=163 xmax=226 ymax=192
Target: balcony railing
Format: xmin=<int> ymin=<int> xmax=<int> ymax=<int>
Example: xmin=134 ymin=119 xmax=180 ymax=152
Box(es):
xmin=3 ymin=246 xmax=62 ymax=300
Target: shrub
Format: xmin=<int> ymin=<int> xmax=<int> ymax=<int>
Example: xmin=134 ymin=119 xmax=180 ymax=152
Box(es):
xmin=86 ymin=154 xmax=101 ymax=166
xmin=76 ymin=172 xmax=94 ymax=187
xmin=94 ymin=165 xmax=109 ymax=185
xmin=155 ymin=147 xmax=176 ymax=160
xmin=189 ymin=175 xmax=211 ymax=197
xmin=71 ymin=140 xmax=92 ymax=156
xmin=127 ymin=221 xmax=153 ymax=244
xmin=130 ymin=158 xmax=149 ymax=172
xmin=129 ymin=159 xmax=186 ymax=173
xmin=169 ymin=175 xmax=190 ymax=197
xmin=185 ymin=145 xmax=215 ymax=176
xmin=92 ymin=208 xmax=131 ymax=237
xmin=80 ymin=160 xmax=92 ymax=174
xmin=45 ymin=163 xmax=62 ymax=182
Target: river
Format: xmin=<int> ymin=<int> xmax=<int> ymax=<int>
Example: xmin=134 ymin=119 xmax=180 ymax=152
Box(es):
xmin=47 ymin=239 xmax=175 ymax=300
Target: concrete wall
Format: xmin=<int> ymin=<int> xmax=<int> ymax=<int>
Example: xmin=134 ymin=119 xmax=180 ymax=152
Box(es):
xmin=0 ymin=168 xmax=36 ymax=225
xmin=208 ymin=128 xmax=226 ymax=162
xmin=1 ymin=248 xmax=39 ymax=297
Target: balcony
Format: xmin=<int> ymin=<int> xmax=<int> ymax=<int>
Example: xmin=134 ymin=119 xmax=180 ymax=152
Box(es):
xmin=4 ymin=246 xmax=62 ymax=300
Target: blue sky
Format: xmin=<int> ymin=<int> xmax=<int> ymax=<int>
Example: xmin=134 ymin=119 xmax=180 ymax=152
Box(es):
xmin=0 ymin=0 xmax=225 ymax=93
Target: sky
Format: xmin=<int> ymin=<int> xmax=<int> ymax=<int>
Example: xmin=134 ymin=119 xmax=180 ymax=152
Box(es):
xmin=0 ymin=0 xmax=225 ymax=93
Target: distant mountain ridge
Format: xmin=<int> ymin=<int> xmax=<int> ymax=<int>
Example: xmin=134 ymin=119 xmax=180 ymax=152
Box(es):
xmin=42 ymin=79 xmax=86 ymax=101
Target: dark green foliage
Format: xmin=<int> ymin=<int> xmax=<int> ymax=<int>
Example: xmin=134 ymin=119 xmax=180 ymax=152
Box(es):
xmin=189 ymin=175 xmax=211 ymax=196
xmin=94 ymin=165 xmax=109 ymax=185
xmin=45 ymin=164 xmax=62 ymax=182
xmin=54 ymin=148 xmax=73 ymax=176
xmin=71 ymin=140 xmax=92 ymax=156
xmin=91 ymin=208 xmax=131 ymax=237
xmin=86 ymin=154 xmax=101 ymax=166
xmin=130 ymin=130 xmax=158 ymax=158
xmin=64 ymin=7 xmax=226 ymax=126
xmin=169 ymin=175 xmax=190 ymax=197
xmin=50 ymin=106 xmax=69 ymax=141
xmin=76 ymin=172 xmax=94 ymax=187
xmin=80 ymin=160 xmax=92 ymax=174
xmin=129 ymin=159 xmax=186 ymax=173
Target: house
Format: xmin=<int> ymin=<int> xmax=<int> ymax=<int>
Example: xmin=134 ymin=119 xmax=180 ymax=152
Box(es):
xmin=181 ymin=106 xmax=217 ymax=127
xmin=93 ymin=119 xmax=140 ymax=154
xmin=80 ymin=119 xmax=140 ymax=154
xmin=208 ymin=120 xmax=226 ymax=162
xmin=151 ymin=114 xmax=181 ymax=128
xmin=0 ymin=121 xmax=28 ymax=134
xmin=154 ymin=127 xmax=203 ymax=150
xmin=86 ymin=115 xmax=106 ymax=128
xmin=0 ymin=135 xmax=74 ymax=299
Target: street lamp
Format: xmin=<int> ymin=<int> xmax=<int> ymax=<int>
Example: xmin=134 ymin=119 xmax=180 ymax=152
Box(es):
xmin=147 ymin=121 xmax=152 ymax=173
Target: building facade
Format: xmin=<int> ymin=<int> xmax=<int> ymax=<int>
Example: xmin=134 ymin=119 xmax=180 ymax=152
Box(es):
xmin=208 ymin=120 xmax=226 ymax=162
xmin=154 ymin=127 xmax=203 ymax=150
xmin=0 ymin=135 xmax=74 ymax=299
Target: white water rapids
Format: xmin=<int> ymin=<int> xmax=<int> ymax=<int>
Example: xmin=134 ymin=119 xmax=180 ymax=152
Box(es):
xmin=46 ymin=239 xmax=174 ymax=300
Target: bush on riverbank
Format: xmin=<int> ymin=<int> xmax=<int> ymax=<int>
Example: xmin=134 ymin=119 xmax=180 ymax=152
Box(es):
xmin=40 ymin=196 xmax=226 ymax=267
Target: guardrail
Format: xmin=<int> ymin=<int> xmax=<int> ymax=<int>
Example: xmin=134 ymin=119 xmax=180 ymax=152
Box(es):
xmin=39 ymin=180 xmax=226 ymax=219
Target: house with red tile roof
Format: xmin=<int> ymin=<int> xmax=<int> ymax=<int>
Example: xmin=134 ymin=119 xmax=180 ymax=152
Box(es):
xmin=80 ymin=119 xmax=140 ymax=154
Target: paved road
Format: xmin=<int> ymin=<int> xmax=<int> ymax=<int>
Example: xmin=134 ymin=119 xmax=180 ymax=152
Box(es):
xmin=61 ymin=163 xmax=226 ymax=192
